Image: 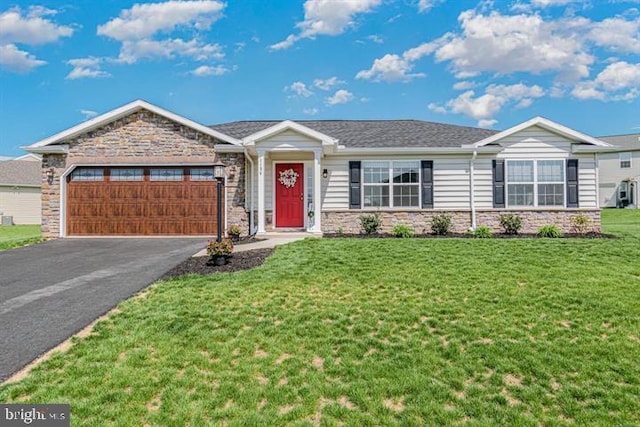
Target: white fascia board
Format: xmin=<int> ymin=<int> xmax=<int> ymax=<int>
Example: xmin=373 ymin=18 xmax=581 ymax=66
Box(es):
xmin=242 ymin=120 xmax=338 ymax=146
xmin=333 ymin=146 xmax=502 ymax=156
xmin=214 ymin=144 xmax=245 ymax=153
xmin=0 ymin=183 xmax=41 ymax=188
xmin=572 ymin=145 xmax=633 ymax=153
xmin=472 ymin=116 xmax=613 ymax=148
xmin=27 ymin=99 xmax=240 ymax=149
xmin=23 ymin=144 xmax=69 ymax=154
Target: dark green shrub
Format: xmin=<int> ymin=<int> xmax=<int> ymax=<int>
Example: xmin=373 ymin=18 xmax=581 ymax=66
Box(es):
xmin=360 ymin=213 xmax=382 ymax=235
xmin=392 ymin=224 xmax=414 ymax=238
xmin=537 ymin=224 xmax=562 ymax=238
xmin=473 ymin=225 xmax=493 ymax=238
xmin=499 ymin=214 xmax=523 ymax=235
xmin=431 ymin=213 xmax=452 ymax=235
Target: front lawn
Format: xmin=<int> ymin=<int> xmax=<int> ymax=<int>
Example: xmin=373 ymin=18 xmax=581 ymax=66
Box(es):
xmin=1 ymin=211 xmax=639 ymax=425
xmin=0 ymin=225 xmax=42 ymax=250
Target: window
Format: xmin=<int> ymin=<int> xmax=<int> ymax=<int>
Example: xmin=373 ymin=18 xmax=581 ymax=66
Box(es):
xmin=506 ymin=160 xmax=565 ymax=207
xmin=620 ymin=152 xmax=631 ymax=169
xmin=110 ymin=168 xmax=143 ymax=181
xmin=362 ymin=161 xmax=420 ymax=208
xmin=150 ymin=168 xmax=183 ymax=181
xmin=70 ymin=168 xmax=103 ymax=181
xmin=190 ymin=168 xmax=215 ymax=181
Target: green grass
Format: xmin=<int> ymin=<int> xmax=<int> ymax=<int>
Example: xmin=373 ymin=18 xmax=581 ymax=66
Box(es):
xmin=0 ymin=225 xmax=43 ymax=250
xmin=1 ymin=211 xmax=639 ymax=426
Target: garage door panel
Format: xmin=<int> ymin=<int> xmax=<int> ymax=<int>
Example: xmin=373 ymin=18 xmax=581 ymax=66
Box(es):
xmin=67 ymin=167 xmax=221 ymax=236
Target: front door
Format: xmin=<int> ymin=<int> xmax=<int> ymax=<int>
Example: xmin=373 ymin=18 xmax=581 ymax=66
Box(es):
xmin=275 ymin=163 xmax=304 ymax=227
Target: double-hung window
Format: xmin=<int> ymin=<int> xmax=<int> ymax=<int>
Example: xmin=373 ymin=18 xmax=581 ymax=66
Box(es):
xmin=506 ymin=160 xmax=565 ymax=207
xmin=362 ymin=161 xmax=420 ymax=208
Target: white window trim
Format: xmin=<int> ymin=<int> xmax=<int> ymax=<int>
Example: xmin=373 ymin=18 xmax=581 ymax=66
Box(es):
xmin=361 ymin=160 xmax=421 ymax=209
xmin=506 ymin=159 xmax=566 ymax=208
xmin=619 ymin=152 xmax=632 ymax=169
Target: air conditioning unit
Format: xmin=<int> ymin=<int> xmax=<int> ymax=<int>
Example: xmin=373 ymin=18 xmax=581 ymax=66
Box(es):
xmin=1 ymin=216 xmax=13 ymax=226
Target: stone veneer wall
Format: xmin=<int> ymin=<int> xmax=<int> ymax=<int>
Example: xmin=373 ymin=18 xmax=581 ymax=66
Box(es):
xmin=321 ymin=209 xmax=601 ymax=234
xmin=41 ymin=110 xmax=247 ymax=238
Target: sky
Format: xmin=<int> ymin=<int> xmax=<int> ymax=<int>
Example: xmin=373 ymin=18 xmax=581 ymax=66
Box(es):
xmin=0 ymin=0 xmax=639 ymax=157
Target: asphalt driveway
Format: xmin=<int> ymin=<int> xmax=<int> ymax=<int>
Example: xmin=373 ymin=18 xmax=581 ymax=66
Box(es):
xmin=0 ymin=238 xmax=205 ymax=381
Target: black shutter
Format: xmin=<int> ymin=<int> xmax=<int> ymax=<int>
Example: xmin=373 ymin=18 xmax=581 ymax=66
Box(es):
xmin=421 ymin=160 xmax=433 ymax=209
xmin=349 ymin=161 xmax=361 ymax=209
xmin=566 ymin=159 xmax=579 ymax=208
xmin=492 ymin=159 xmax=505 ymax=208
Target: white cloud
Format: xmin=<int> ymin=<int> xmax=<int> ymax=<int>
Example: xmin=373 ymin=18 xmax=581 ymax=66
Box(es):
xmin=428 ymin=103 xmax=447 ymax=114
xmin=325 ymin=89 xmax=354 ymax=105
xmin=530 ymin=0 xmax=577 ymax=7
xmin=0 ymin=43 xmax=46 ymax=73
xmin=588 ymin=17 xmax=640 ymax=54
xmin=0 ymin=6 xmax=73 ymax=73
xmin=356 ymin=53 xmax=425 ymax=82
xmin=313 ymin=76 xmax=344 ymax=90
xmin=97 ymin=0 xmax=224 ymax=41
xmin=418 ymin=0 xmax=446 ymax=13
xmin=286 ymin=81 xmax=314 ymax=97
xmin=453 ymin=80 xmax=477 ymax=90
xmin=0 ymin=6 xmax=73 ymax=45
xmin=190 ymin=64 xmax=229 ymax=76
xmin=80 ymin=109 xmax=98 ymax=120
xmin=572 ymin=61 xmax=640 ymax=100
xmin=117 ymin=38 xmax=224 ymax=64
xmin=304 ymin=107 xmax=319 ymax=115
xmin=66 ymin=57 xmax=111 ymax=80
xmin=367 ymin=34 xmax=383 ymax=44
xmin=478 ymin=119 xmax=498 ymax=128
xmin=270 ymin=0 xmax=381 ymax=50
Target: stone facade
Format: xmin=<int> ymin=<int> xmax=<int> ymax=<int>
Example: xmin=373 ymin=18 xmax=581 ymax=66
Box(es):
xmin=41 ymin=110 xmax=247 ymax=238
xmin=321 ymin=209 xmax=601 ymax=234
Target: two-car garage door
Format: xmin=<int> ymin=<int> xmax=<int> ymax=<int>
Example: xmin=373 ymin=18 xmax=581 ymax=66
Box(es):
xmin=66 ymin=166 xmax=222 ymax=236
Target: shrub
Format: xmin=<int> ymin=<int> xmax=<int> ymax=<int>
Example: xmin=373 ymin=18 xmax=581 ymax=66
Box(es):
xmin=360 ymin=213 xmax=382 ymax=235
xmin=499 ymin=214 xmax=523 ymax=235
xmin=228 ymin=224 xmax=242 ymax=237
xmin=207 ymin=238 xmax=234 ymax=256
xmin=337 ymin=227 xmax=344 ymax=236
xmin=537 ymin=224 xmax=562 ymax=238
xmin=431 ymin=213 xmax=452 ymax=235
xmin=570 ymin=214 xmax=592 ymax=234
xmin=393 ymin=224 xmax=414 ymax=238
xmin=472 ymin=225 xmax=493 ymax=238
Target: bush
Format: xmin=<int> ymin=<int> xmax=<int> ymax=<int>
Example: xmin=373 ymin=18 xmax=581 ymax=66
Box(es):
xmin=431 ymin=213 xmax=452 ymax=235
xmin=360 ymin=213 xmax=382 ymax=235
xmin=392 ymin=224 xmax=414 ymax=238
xmin=228 ymin=224 xmax=242 ymax=237
xmin=472 ymin=225 xmax=493 ymax=238
xmin=570 ymin=214 xmax=592 ymax=234
xmin=537 ymin=224 xmax=562 ymax=238
xmin=206 ymin=238 xmax=234 ymax=256
xmin=499 ymin=214 xmax=523 ymax=235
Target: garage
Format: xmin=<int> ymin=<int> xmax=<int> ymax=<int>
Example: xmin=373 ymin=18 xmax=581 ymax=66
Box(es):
xmin=66 ymin=166 xmax=222 ymax=236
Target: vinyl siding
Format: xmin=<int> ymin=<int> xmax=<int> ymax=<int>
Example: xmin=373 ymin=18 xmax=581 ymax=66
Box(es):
xmin=597 ymin=151 xmax=640 ymax=207
xmin=0 ymin=186 xmax=41 ymax=224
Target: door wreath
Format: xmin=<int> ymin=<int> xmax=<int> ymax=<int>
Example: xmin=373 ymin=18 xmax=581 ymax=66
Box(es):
xmin=278 ymin=168 xmax=299 ymax=188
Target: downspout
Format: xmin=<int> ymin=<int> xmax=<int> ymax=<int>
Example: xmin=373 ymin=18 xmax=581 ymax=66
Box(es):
xmin=244 ymin=147 xmax=256 ymax=235
xmin=469 ymin=149 xmax=478 ymax=230
xmin=594 ymin=152 xmax=600 ymax=209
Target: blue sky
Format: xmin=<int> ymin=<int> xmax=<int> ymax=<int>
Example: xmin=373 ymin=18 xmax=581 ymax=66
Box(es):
xmin=0 ymin=0 xmax=639 ymax=156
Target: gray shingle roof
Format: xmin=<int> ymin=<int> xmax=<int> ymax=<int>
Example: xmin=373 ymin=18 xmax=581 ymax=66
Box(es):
xmin=0 ymin=160 xmax=41 ymax=186
xmin=599 ymin=133 xmax=640 ymax=151
xmin=210 ymin=120 xmax=499 ymax=148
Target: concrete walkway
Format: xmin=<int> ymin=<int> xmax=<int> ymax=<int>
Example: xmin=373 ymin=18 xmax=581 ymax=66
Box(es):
xmin=192 ymin=234 xmax=315 ymax=257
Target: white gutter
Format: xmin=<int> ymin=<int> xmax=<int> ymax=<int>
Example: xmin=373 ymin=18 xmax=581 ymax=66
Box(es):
xmin=243 ymin=147 xmax=256 ymax=234
xmin=333 ymin=146 xmax=503 ymax=155
xmin=594 ymin=152 xmax=600 ymax=209
xmin=469 ymin=149 xmax=478 ymax=230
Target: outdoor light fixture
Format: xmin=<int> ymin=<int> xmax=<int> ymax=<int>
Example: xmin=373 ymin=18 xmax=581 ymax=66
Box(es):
xmin=322 ymin=168 xmax=328 ymax=179
xmin=213 ymin=160 xmax=226 ymax=243
xmin=46 ymin=168 xmax=55 ymax=184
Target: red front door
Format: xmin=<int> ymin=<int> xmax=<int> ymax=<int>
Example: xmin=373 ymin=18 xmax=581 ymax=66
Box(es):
xmin=275 ymin=163 xmax=304 ymax=227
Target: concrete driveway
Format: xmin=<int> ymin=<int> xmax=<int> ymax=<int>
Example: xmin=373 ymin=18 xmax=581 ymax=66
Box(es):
xmin=0 ymin=238 xmax=205 ymax=381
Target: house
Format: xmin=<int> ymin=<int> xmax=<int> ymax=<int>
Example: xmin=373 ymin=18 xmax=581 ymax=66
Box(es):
xmin=0 ymin=158 xmax=42 ymax=225
xmin=596 ymin=133 xmax=640 ymax=208
xmin=25 ymin=100 xmax=611 ymax=238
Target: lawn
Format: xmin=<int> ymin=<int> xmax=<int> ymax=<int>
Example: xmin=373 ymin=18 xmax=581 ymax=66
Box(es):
xmin=0 ymin=224 xmax=42 ymax=250
xmin=1 ymin=211 xmax=639 ymax=426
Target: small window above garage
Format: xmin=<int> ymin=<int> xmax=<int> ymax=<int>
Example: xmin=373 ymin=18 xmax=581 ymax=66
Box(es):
xmin=70 ymin=168 xmax=104 ymax=181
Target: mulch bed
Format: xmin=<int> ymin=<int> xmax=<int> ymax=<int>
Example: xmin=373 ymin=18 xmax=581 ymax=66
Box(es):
xmin=323 ymin=232 xmax=615 ymax=239
xmin=160 ymin=248 xmax=274 ymax=280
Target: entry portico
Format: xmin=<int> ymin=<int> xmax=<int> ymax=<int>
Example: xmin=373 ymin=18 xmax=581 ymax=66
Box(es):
xmin=234 ymin=120 xmax=338 ymax=235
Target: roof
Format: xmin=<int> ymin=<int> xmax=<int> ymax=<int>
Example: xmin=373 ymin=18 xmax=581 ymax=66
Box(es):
xmin=210 ymin=120 xmax=499 ymax=148
xmin=0 ymin=160 xmax=41 ymax=187
xmin=598 ymin=133 xmax=640 ymax=151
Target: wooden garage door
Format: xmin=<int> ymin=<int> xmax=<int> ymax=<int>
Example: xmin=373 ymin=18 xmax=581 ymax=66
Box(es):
xmin=66 ymin=167 xmax=223 ymax=236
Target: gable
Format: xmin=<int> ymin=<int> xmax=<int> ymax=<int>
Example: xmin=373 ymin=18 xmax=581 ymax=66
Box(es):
xmin=497 ymin=125 xmax=573 ymax=159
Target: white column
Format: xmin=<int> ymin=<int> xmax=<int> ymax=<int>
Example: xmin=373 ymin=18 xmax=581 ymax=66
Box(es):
xmin=311 ymin=148 xmax=322 ymax=233
xmin=257 ymin=149 xmax=266 ymax=234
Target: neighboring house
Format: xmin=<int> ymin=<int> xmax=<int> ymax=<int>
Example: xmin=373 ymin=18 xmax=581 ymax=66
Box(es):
xmin=25 ymin=100 xmax=611 ymax=238
xmin=597 ymin=133 xmax=640 ymax=208
xmin=0 ymin=159 xmax=42 ymax=225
